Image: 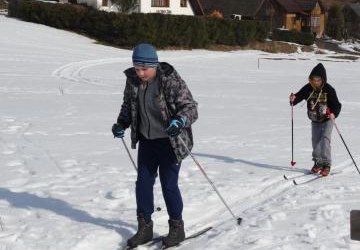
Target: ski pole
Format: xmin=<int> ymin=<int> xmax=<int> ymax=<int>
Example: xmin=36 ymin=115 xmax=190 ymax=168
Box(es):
xmin=121 ymin=138 xmax=137 ymax=171
xmin=332 ymin=120 xmax=360 ymax=175
xmin=178 ymin=136 xmax=242 ymax=225
xmin=290 ymin=93 xmax=296 ymax=167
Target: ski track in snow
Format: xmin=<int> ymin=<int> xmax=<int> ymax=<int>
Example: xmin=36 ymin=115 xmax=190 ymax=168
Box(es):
xmin=1 ymin=15 xmax=360 ymax=250
xmin=52 ymin=58 xmax=126 ymax=91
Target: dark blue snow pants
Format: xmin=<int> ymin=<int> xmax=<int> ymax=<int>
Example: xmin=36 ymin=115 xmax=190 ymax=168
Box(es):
xmin=136 ymin=137 xmax=183 ymax=223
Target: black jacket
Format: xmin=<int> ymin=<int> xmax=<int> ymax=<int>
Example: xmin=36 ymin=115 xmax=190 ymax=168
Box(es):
xmin=293 ymin=83 xmax=342 ymax=121
xmin=293 ymin=63 xmax=341 ymax=122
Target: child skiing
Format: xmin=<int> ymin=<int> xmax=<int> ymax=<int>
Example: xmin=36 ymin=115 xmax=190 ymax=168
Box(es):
xmin=112 ymin=43 xmax=198 ymax=249
xmin=289 ymin=63 xmax=341 ymax=176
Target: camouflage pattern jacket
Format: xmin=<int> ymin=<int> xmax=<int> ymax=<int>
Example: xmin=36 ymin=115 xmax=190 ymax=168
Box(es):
xmin=116 ymin=62 xmax=198 ymax=162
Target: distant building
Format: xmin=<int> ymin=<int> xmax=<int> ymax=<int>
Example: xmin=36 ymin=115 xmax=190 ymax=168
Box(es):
xmin=74 ymin=0 xmax=199 ymax=15
xmin=196 ymin=0 xmax=326 ymax=38
xmin=195 ymin=0 xmax=272 ymax=21
xmin=71 ymin=0 xmax=327 ymax=37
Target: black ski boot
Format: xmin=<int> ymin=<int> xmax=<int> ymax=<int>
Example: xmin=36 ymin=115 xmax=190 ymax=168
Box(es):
xmin=162 ymin=219 xmax=185 ymax=248
xmin=127 ymin=216 xmax=153 ymax=249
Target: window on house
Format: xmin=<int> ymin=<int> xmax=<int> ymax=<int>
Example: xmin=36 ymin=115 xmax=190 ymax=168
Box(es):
xmin=311 ymin=16 xmax=320 ymax=27
xmin=180 ymin=0 xmax=187 ymax=7
xmin=102 ymin=0 xmax=108 ymax=6
xmin=151 ymin=0 xmax=169 ymax=7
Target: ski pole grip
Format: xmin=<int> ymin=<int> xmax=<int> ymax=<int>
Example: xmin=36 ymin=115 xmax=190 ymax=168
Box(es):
xmin=290 ymin=93 xmax=295 ymax=105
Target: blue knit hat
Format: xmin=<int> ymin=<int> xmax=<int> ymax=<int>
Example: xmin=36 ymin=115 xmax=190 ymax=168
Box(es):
xmin=132 ymin=43 xmax=159 ymax=68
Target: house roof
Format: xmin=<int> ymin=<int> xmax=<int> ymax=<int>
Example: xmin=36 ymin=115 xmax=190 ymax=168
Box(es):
xmin=295 ymin=0 xmax=325 ymax=12
xmin=189 ymin=0 xmax=205 ymax=15
xmin=271 ymin=0 xmax=325 ymax=15
xmin=197 ymin=0 xmax=265 ymax=17
xmin=275 ymin=0 xmax=304 ymax=13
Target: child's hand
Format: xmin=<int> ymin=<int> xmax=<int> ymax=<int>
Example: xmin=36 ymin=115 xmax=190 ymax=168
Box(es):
xmin=327 ymin=112 xmax=335 ymax=120
xmin=326 ymin=108 xmax=335 ymax=120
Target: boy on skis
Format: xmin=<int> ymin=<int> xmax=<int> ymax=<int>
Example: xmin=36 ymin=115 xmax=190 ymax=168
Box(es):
xmin=112 ymin=43 xmax=198 ymax=249
xmin=289 ymin=63 xmax=341 ymax=176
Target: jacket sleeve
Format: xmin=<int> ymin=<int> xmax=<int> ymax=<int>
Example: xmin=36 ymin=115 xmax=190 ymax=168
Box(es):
xmin=293 ymin=84 xmax=310 ymax=106
xmin=327 ymin=86 xmax=342 ymax=118
xmin=175 ymin=81 xmax=198 ymax=127
xmin=169 ymin=72 xmax=198 ymax=127
xmin=116 ymin=79 xmax=132 ymax=128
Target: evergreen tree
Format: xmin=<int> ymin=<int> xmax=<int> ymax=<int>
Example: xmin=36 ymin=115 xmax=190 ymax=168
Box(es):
xmin=326 ymin=4 xmax=345 ymax=40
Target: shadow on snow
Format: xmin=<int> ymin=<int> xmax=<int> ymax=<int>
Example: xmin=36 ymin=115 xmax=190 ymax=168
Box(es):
xmin=193 ymin=152 xmax=307 ymax=173
xmin=0 ymin=187 xmax=135 ymax=241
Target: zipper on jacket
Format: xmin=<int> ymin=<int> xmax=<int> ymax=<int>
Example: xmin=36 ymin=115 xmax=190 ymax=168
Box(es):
xmin=134 ymin=85 xmax=139 ymax=144
xmin=143 ymin=83 xmax=151 ymax=138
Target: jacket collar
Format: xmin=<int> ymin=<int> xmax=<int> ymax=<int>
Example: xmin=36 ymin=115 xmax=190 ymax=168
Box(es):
xmin=124 ymin=62 xmax=174 ymax=85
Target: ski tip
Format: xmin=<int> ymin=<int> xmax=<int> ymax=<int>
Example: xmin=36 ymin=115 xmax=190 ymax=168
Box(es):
xmin=293 ymin=180 xmax=298 ymax=185
xmin=283 ymin=175 xmax=288 ymax=180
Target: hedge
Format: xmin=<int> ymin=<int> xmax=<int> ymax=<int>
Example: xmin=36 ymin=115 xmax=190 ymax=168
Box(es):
xmin=8 ymin=0 xmax=270 ymax=48
xmin=272 ymin=29 xmax=315 ymax=46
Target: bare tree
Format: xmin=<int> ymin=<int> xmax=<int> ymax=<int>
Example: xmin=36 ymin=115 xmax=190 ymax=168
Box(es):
xmin=112 ymin=0 xmax=138 ymax=13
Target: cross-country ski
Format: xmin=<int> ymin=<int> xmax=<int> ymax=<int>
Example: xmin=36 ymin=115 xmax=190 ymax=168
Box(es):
xmin=291 ymin=171 xmax=342 ymax=185
xmin=121 ymin=227 xmax=212 ymax=249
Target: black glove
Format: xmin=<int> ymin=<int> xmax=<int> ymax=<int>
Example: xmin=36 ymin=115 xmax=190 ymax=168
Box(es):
xmin=165 ymin=116 xmax=186 ymax=138
xmin=112 ymin=123 xmax=125 ymax=138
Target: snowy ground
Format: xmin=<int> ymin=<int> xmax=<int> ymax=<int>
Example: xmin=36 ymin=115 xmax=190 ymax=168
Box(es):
xmin=339 ymin=41 xmax=360 ymax=54
xmin=1 ymin=15 xmax=360 ymax=250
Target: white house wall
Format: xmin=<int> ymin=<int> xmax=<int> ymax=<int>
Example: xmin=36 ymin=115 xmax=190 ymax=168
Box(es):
xmin=78 ymin=0 xmax=194 ymax=15
xmin=139 ymin=0 xmax=194 ymax=15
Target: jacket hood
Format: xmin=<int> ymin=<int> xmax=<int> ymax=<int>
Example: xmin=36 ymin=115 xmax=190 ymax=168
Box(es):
xmin=309 ymin=63 xmax=327 ymax=85
xmin=124 ymin=62 xmax=174 ymax=82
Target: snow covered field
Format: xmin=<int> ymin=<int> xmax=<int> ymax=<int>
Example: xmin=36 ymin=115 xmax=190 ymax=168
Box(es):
xmin=1 ymin=15 xmax=360 ymax=250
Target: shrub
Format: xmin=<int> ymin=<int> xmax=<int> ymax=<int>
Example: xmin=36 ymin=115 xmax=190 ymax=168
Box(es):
xmin=272 ymin=29 xmax=314 ymax=46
